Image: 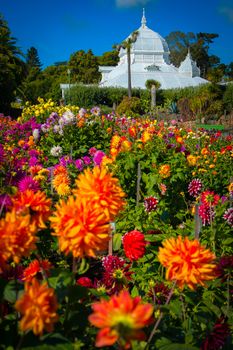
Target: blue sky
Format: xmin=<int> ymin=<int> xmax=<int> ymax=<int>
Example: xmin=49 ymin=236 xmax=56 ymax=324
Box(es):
xmin=1 ymin=0 xmax=233 ymax=68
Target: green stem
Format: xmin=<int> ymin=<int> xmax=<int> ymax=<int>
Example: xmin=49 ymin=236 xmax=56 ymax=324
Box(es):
xmin=145 ymin=281 xmax=176 ymax=347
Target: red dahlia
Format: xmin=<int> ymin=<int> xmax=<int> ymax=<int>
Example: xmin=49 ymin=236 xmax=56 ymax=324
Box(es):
xmin=122 ymin=230 xmax=147 ymax=261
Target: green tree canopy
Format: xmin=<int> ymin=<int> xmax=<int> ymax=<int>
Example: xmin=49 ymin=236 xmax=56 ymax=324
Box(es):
xmin=68 ymin=49 xmax=101 ymax=84
xmin=97 ymin=49 xmax=119 ymax=66
xmin=26 ymin=46 xmax=42 ymax=71
xmin=166 ymin=31 xmax=220 ymax=78
xmin=0 ymin=13 xmax=25 ymax=113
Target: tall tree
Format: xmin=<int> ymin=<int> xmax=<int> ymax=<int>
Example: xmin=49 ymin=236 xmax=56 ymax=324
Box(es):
xmin=26 ymin=46 xmax=42 ymax=71
xmin=166 ymin=31 xmax=220 ymax=78
xmin=97 ymin=49 xmax=119 ymax=66
xmin=0 ymin=14 xmax=25 ymax=113
xmin=68 ymin=49 xmax=101 ymax=84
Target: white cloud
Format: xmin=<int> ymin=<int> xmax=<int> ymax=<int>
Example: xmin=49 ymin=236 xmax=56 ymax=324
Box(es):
xmin=116 ymin=0 xmax=151 ymax=8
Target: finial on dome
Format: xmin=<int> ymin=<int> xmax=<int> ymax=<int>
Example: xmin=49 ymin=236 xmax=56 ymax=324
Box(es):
xmin=187 ymin=47 xmax=191 ymax=58
xmin=141 ymin=8 xmax=147 ymax=28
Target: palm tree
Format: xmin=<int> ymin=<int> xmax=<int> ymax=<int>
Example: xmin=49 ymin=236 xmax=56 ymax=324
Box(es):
xmin=115 ymin=31 xmax=138 ymax=98
xmin=145 ymin=79 xmax=161 ymax=109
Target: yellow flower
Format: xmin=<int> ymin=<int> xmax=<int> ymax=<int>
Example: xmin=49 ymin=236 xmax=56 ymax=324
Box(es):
xmin=158 ymin=236 xmax=216 ymax=290
xmin=74 ymin=167 xmax=126 ymax=221
xmin=49 ymin=196 xmax=110 ymax=258
xmin=159 ymin=164 xmax=171 ymax=178
xmin=15 ymin=278 xmax=58 ymax=336
xmin=187 ymin=155 xmax=197 ymax=166
xmin=209 ymin=164 xmax=215 ymax=169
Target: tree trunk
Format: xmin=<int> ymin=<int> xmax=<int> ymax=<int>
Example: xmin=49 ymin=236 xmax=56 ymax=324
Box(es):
xmin=151 ymin=84 xmax=156 ymax=108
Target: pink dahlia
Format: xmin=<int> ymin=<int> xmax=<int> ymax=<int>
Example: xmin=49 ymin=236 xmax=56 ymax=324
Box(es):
xmin=223 ymin=208 xmax=233 ymax=227
xmin=188 ymin=179 xmax=202 ymax=197
xmin=199 ymin=203 xmax=215 ymax=226
xmin=18 ymin=176 xmax=40 ymax=192
xmin=144 ymin=196 xmax=159 ymax=212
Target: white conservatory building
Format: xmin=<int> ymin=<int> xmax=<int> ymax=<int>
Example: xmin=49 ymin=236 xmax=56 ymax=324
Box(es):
xmin=99 ymin=10 xmax=209 ymax=90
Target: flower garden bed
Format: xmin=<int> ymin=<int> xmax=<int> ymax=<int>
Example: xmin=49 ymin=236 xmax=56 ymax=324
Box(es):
xmin=0 ymin=99 xmax=232 ymax=349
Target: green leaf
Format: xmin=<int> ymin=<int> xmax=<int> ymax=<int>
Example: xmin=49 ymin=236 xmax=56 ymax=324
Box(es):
xmin=113 ymin=233 xmax=122 ymax=251
xmin=222 ymin=237 xmax=233 ymax=245
xmin=156 ymin=338 xmax=199 ymax=350
xmin=4 ymin=280 xmax=23 ymax=303
xmin=131 ymin=285 xmax=139 ymax=297
xmin=77 ymin=258 xmax=89 ymax=275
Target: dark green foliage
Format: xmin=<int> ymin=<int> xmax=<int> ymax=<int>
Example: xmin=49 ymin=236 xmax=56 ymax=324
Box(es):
xmin=223 ymin=83 xmax=233 ymax=113
xmin=165 ymin=31 xmax=221 ymax=78
xmin=26 ymin=46 xmax=42 ymax=71
xmin=116 ymin=96 xmax=143 ymax=117
xmin=0 ymin=13 xmax=26 ymax=113
xmin=97 ymin=49 xmax=119 ymax=66
xmin=68 ymin=49 xmax=101 ymax=84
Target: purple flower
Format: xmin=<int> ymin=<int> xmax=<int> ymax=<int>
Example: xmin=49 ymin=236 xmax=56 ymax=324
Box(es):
xmin=29 ymin=156 xmax=39 ymax=167
xmin=18 ymin=176 xmax=40 ymax=192
xmin=82 ymin=156 xmax=91 ymax=165
xmin=75 ymin=159 xmax=84 ymax=171
xmin=59 ymin=156 xmax=73 ymax=167
xmin=29 ymin=149 xmax=39 ymax=157
xmin=93 ymin=150 xmax=105 ymax=166
xmin=90 ymin=106 xmax=101 ymax=116
xmin=0 ymin=194 xmax=12 ymax=210
xmin=0 ymin=144 xmax=4 ymax=163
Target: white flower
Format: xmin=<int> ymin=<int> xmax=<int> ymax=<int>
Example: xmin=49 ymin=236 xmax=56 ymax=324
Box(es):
xmin=32 ymin=129 xmax=40 ymax=141
xmin=78 ymin=108 xmax=87 ymax=117
xmin=62 ymin=110 xmax=75 ymax=124
xmin=50 ymin=146 xmax=63 ymax=157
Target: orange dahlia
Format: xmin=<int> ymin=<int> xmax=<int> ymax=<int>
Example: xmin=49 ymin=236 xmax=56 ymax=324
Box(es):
xmin=159 ymin=164 xmax=171 ymax=178
xmin=73 ymin=166 xmax=126 ymax=221
xmin=49 ymin=195 xmax=110 ymax=258
xmin=15 ymin=278 xmax=58 ymax=336
xmin=11 ymin=189 xmax=51 ymax=229
xmin=89 ymin=290 xmax=154 ymax=348
xmin=0 ymin=210 xmax=37 ymax=264
xmin=22 ymin=259 xmax=52 ymax=282
xmin=158 ymin=236 xmax=216 ymax=290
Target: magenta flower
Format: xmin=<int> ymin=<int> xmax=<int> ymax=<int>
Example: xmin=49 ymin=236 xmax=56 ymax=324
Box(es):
xmin=75 ymin=159 xmax=84 ymax=171
xmin=223 ymin=208 xmax=233 ymax=227
xmin=188 ymin=179 xmax=202 ymax=197
xmin=144 ymin=196 xmax=158 ymax=212
xmin=93 ymin=150 xmax=105 ymax=166
xmin=18 ymin=176 xmax=40 ymax=192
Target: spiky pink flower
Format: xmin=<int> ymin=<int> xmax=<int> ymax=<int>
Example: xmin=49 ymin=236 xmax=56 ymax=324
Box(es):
xmin=188 ymin=179 xmax=202 ymax=197
xmin=18 ymin=176 xmax=40 ymax=192
xmin=102 ymin=255 xmax=125 ymax=271
xmin=144 ymin=196 xmax=158 ymax=212
xmin=199 ymin=203 xmax=215 ymax=226
xmin=101 ymin=255 xmax=132 ymax=295
xmin=223 ymin=208 xmax=233 ymax=227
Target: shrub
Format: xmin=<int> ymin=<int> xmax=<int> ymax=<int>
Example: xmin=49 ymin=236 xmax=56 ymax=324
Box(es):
xmin=116 ymin=96 xmax=144 ymax=117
